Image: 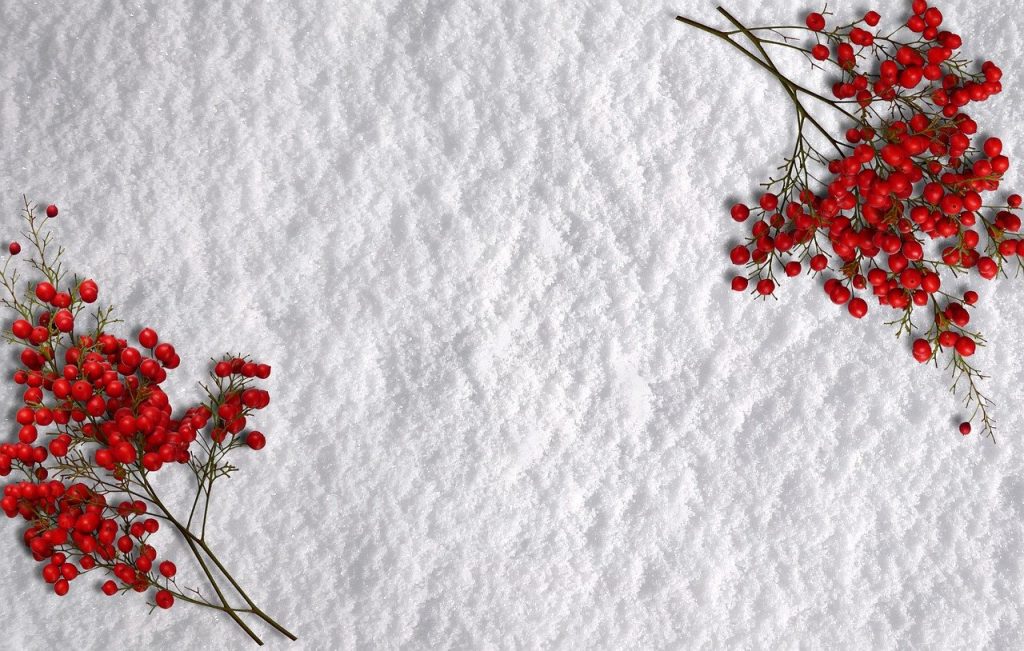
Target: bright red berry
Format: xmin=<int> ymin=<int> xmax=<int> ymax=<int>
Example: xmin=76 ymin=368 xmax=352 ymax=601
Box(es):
xmin=138 ymin=328 xmax=158 ymax=348
xmin=159 ymin=560 xmax=177 ymax=578
xmin=155 ymin=589 xmax=174 ymax=609
xmin=8 ymin=242 xmax=20 ymax=255
xmin=955 ymin=336 xmax=977 ymax=357
xmin=959 ymin=422 xmax=972 ymax=435
xmin=805 ymin=12 xmax=826 ymax=31
xmin=848 ymin=297 xmax=868 ymax=318
xmin=78 ymin=279 xmax=98 ymax=303
xmin=245 ymin=431 xmax=266 ymax=450
xmin=912 ymin=339 xmax=932 ymax=363
xmin=45 ymin=204 xmax=58 ymax=218
xmin=730 ymin=203 xmax=750 ymax=222
xmin=35 ymin=282 xmax=56 ymax=303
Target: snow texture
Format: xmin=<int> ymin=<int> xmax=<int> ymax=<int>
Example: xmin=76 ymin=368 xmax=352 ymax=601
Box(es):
xmin=1 ymin=0 xmax=1023 ymax=648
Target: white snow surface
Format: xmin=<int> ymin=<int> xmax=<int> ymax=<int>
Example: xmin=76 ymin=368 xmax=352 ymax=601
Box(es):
xmin=1 ymin=0 xmax=1024 ymax=648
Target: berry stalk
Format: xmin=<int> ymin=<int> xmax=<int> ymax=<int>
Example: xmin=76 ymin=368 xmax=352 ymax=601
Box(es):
xmin=0 ymin=199 xmax=295 ymax=644
xmin=677 ymin=3 xmax=1013 ymax=441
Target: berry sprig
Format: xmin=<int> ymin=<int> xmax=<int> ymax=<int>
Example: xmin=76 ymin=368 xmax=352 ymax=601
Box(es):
xmin=0 ymin=199 xmax=295 ymax=645
xmin=677 ymin=2 xmax=1013 ymax=441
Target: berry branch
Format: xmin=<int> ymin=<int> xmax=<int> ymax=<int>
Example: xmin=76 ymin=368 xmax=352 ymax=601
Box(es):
xmin=0 ymin=201 xmax=296 ymax=645
xmin=678 ymin=2 xmax=1013 ymax=441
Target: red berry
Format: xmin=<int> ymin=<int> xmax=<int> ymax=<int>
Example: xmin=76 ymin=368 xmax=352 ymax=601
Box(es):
xmin=138 ymin=328 xmax=158 ymax=349
xmin=78 ymin=279 xmax=98 ymax=303
xmin=245 ymin=431 xmax=266 ymax=450
xmin=955 ymin=336 xmax=977 ymax=357
xmin=959 ymin=422 xmax=972 ymax=436
xmin=730 ymin=203 xmax=750 ymax=222
xmin=812 ymin=44 xmax=830 ymax=61
xmin=964 ymin=291 xmax=979 ymax=305
xmin=729 ymin=246 xmax=750 ymax=265
xmin=155 ymin=589 xmax=174 ymax=609
xmin=159 ymin=560 xmax=177 ymax=578
xmin=35 ymin=282 xmax=56 ymax=303
xmin=847 ymin=297 xmax=868 ymax=318
xmin=985 ymin=137 xmax=1003 ymax=158
xmin=54 ymin=578 xmax=69 ymax=596
xmin=102 ymin=580 xmax=118 ymax=596
xmin=784 ymin=261 xmax=801 ymax=277
xmin=809 ymin=254 xmax=828 ymax=271
xmin=806 ymin=12 xmax=826 ymax=31
xmin=45 ymin=204 xmax=58 ymax=218
xmin=864 ymin=11 xmax=880 ymax=26
xmin=8 ymin=242 xmax=20 ymax=255
xmin=756 ymin=278 xmax=775 ymax=296
xmin=730 ymin=276 xmax=748 ymax=292
xmin=912 ymin=339 xmax=932 ymax=363
xmin=11 ymin=319 xmax=31 ymax=339
xmin=759 ymin=193 xmax=779 ymax=212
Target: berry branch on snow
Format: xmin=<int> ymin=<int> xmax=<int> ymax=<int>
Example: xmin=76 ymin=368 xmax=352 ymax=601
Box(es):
xmin=0 ymin=199 xmax=295 ymax=645
xmin=678 ymin=2 xmax=1013 ymax=441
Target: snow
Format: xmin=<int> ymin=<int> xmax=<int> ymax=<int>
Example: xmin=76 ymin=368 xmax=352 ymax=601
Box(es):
xmin=1 ymin=0 xmax=1023 ymax=648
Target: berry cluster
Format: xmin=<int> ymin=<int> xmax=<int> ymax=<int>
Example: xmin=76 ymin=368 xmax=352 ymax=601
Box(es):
xmin=678 ymin=3 xmax=1014 ymax=439
xmin=0 ymin=200 xmax=294 ymax=645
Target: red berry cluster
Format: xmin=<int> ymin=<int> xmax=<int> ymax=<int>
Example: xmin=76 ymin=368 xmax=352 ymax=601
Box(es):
xmin=2 ymin=481 xmax=174 ymax=606
xmin=0 ymin=200 xmax=294 ymax=644
xmin=679 ymin=3 xmax=1013 ymax=439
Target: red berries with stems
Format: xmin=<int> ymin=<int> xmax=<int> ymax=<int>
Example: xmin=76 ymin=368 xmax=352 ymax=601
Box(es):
xmin=677 ymin=3 xmax=1014 ymax=440
xmin=0 ymin=201 xmax=294 ymax=644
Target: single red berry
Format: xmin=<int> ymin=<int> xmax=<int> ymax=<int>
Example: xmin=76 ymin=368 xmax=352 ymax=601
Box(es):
xmin=730 ymin=203 xmax=750 ymax=222
xmin=730 ymin=276 xmax=748 ymax=292
xmin=45 ymin=204 xmax=58 ymax=218
xmin=848 ymin=297 xmax=868 ymax=318
xmin=806 ymin=12 xmax=826 ymax=31
xmin=964 ymin=290 xmax=979 ymax=305
xmin=912 ymin=339 xmax=932 ymax=363
xmin=759 ymin=193 xmax=779 ymax=212
xmin=959 ymin=422 xmax=972 ymax=436
xmin=729 ymin=246 xmax=750 ymax=265
xmin=155 ymin=589 xmax=174 ymax=609
xmin=1009 ymin=194 xmax=1022 ymax=208
xmin=984 ymin=137 xmax=1003 ymax=158
xmin=955 ymin=336 xmax=977 ymax=357
xmin=54 ymin=578 xmax=69 ymax=596
xmin=811 ymin=44 xmax=830 ymax=61
xmin=102 ymin=580 xmax=118 ymax=596
xmin=159 ymin=560 xmax=177 ymax=578
xmin=8 ymin=242 xmax=20 ymax=255
xmin=35 ymin=282 xmax=56 ymax=303
xmin=78 ymin=279 xmax=98 ymax=303
xmin=11 ymin=319 xmax=31 ymax=339
xmin=784 ymin=261 xmax=801 ymax=277
xmin=137 ymin=328 xmax=158 ymax=348
xmin=864 ymin=11 xmax=881 ymax=26
xmin=245 ymin=431 xmax=267 ymax=450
